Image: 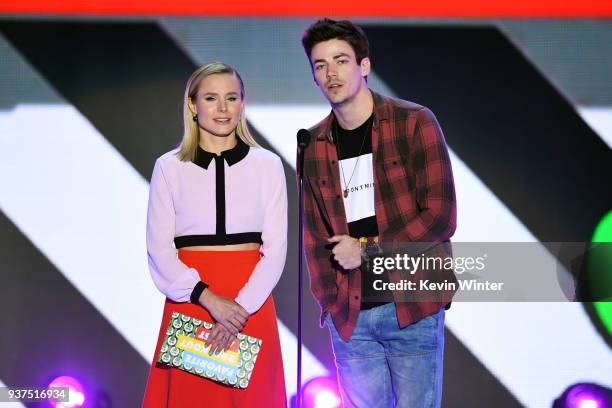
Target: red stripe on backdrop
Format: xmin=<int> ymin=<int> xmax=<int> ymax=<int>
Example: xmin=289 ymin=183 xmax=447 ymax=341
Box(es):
xmin=1 ymin=0 xmax=612 ymax=17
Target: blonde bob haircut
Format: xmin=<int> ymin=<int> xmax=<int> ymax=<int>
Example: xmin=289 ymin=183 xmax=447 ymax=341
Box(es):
xmin=176 ymin=61 xmax=259 ymax=162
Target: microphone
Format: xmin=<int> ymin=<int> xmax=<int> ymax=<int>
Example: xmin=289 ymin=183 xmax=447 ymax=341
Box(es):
xmin=296 ymin=129 xmax=311 ymax=179
xmin=297 ymin=129 xmax=311 ymax=150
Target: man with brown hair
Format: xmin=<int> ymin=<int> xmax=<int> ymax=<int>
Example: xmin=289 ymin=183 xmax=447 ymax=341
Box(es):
xmin=300 ymin=18 xmax=457 ymax=407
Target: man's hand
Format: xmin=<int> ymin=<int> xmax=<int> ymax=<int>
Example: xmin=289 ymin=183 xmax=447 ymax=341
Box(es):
xmin=199 ymin=289 xmax=249 ymax=335
xmin=328 ymin=235 xmax=361 ymax=270
xmin=205 ymin=324 xmax=238 ymax=356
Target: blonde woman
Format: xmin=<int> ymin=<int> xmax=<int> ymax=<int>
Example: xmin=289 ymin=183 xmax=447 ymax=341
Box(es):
xmin=142 ymin=62 xmax=287 ymax=407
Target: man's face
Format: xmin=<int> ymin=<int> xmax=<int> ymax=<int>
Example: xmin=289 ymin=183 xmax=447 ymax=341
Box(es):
xmin=310 ymin=39 xmax=370 ymax=106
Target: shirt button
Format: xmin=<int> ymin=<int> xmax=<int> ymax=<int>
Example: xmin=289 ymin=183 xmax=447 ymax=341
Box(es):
xmin=331 ymin=160 xmax=336 ymax=164
xmin=393 ymin=161 xmax=398 ymax=165
xmin=322 ymin=180 xmax=326 ymax=185
xmin=354 ymin=295 xmax=359 ymax=300
xmin=336 ymin=195 xmax=341 ymax=199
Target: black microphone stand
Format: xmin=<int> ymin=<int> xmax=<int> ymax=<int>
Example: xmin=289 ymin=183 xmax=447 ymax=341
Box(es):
xmin=296 ymin=129 xmax=310 ymax=408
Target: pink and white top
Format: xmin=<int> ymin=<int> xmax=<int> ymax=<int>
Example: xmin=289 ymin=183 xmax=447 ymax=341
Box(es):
xmin=146 ymin=138 xmax=288 ymax=313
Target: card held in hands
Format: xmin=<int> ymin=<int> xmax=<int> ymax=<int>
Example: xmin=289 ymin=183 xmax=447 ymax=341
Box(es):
xmin=157 ymin=312 xmax=262 ymax=389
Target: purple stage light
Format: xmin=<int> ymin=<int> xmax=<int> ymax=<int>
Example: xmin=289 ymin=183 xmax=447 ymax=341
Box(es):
xmin=48 ymin=376 xmax=86 ymax=408
xmin=302 ymin=376 xmax=341 ymax=408
xmin=567 ymin=385 xmax=600 ymax=408
xmin=553 ymin=383 xmax=612 ymax=408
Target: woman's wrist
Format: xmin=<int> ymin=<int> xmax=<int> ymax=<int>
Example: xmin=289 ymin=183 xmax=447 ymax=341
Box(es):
xmin=198 ymin=288 xmax=215 ymax=309
xmin=190 ymin=281 xmax=209 ymax=304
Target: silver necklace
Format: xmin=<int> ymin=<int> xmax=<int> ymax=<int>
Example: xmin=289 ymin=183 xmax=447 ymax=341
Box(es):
xmin=334 ymin=117 xmax=372 ymax=198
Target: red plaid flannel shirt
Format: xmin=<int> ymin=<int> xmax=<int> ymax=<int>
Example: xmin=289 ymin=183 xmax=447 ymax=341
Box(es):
xmin=302 ymin=90 xmax=457 ymax=341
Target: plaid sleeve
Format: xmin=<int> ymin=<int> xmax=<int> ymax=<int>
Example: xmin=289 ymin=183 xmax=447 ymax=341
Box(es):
xmin=302 ymin=176 xmax=337 ymax=317
xmin=391 ymin=107 xmax=457 ymax=243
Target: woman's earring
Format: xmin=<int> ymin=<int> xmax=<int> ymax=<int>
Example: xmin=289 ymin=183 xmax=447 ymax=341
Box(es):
xmin=192 ymin=114 xmax=198 ymax=122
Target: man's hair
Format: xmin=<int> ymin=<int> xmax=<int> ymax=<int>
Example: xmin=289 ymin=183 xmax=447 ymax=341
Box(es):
xmin=301 ymin=18 xmax=369 ymax=65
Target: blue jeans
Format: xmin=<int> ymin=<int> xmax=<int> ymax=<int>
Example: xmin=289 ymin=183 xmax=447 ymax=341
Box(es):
xmin=325 ymin=304 xmax=445 ymax=408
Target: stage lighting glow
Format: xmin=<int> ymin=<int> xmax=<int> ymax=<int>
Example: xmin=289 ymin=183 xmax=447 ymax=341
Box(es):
xmin=556 ymin=383 xmax=612 ymax=408
xmin=592 ymin=210 xmax=612 ymax=338
xmin=48 ymin=376 xmax=86 ymax=408
xmin=302 ymin=376 xmax=341 ymax=408
xmin=578 ymin=399 xmax=598 ymax=408
xmin=314 ymin=389 xmax=341 ymax=408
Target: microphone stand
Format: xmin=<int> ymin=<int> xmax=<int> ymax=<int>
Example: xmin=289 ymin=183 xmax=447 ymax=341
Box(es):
xmin=296 ymin=130 xmax=310 ymax=408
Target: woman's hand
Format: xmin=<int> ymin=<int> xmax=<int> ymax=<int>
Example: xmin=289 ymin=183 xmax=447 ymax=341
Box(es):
xmin=205 ymin=324 xmax=238 ymax=355
xmin=199 ymin=289 xmax=249 ymax=335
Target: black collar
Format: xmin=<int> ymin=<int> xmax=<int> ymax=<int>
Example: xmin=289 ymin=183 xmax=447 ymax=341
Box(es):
xmin=193 ymin=137 xmax=250 ymax=170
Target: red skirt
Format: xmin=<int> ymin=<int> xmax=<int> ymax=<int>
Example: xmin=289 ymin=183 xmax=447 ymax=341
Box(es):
xmin=142 ymin=249 xmax=287 ymax=408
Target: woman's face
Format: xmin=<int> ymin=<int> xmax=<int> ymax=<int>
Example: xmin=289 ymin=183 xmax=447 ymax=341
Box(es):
xmin=189 ymin=73 xmax=244 ymax=140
